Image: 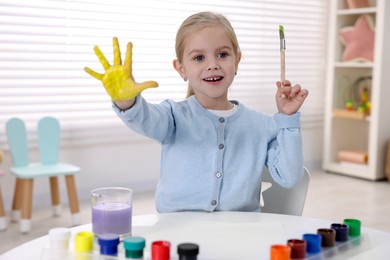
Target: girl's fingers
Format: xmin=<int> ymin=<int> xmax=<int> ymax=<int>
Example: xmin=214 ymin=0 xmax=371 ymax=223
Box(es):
xmin=276 ymin=81 xmax=290 ymax=99
xmin=290 ymin=86 xmax=309 ymax=100
xmin=283 ymin=80 xmax=291 ymax=86
xmin=84 ymin=67 xmax=103 ymax=80
xmin=276 ymin=80 xmax=292 ymax=90
xmin=299 ymin=88 xmax=309 ymax=98
xmin=124 ymin=42 xmax=133 ymax=76
xmin=94 ymin=46 xmax=111 ymax=70
xmin=289 ymin=84 xmax=302 ymax=97
xmin=281 ymin=86 xmax=292 ymax=94
xmin=113 ymin=37 xmax=122 ymax=66
xmin=135 ymin=80 xmax=159 ymax=92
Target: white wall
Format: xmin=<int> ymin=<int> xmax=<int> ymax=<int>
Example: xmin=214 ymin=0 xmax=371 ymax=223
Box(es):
xmin=0 ymin=126 xmax=323 ymax=211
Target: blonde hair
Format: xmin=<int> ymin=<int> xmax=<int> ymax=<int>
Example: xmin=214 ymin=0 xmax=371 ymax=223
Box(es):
xmin=175 ymin=12 xmax=241 ymax=98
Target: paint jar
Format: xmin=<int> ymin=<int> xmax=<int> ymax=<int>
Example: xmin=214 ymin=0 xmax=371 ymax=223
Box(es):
xmin=124 ymin=236 xmax=146 ymax=259
xmin=287 ymin=239 xmax=306 ymax=259
xmin=91 ymin=187 xmax=133 ymax=238
xmin=270 ymin=244 xmax=291 ymax=260
xmin=343 ymin=218 xmax=361 ymax=237
xmin=317 ymin=228 xmax=336 ymax=247
xmin=331 ymin=223 xmax=349 ymax=242
xmin=152 ymin=240 xmax=170 ymax=260
xmin=98 ymin=234 xmax=120 ymax=256
xmin=74 ymin=231 xmax=94 ymax=260
xmin=177 ymin=243 xmax=199 ymax=260
xmin=49 ymin=227 xmax=71 ymax=251
xmin=302 ymin=234 xmax=322 ymax=254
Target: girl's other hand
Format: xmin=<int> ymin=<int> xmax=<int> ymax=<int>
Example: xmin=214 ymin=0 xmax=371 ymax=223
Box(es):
xmin=84 ymin=37 xmax=158 ymax=101
xmin=275 ymin=80 xmax=308 ymax=115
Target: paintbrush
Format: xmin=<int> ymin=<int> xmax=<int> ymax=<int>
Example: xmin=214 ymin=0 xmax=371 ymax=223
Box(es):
xmin=279 ymin=25 xmax=286 ymax=82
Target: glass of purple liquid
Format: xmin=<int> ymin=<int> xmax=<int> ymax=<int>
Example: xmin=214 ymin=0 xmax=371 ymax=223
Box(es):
xmin=91 ymin=187 xmax=133 ymax=239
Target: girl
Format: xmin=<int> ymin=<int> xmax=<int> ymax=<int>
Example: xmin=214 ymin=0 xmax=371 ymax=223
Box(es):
xmin=85 ymin=12 xmax=309 ymax=213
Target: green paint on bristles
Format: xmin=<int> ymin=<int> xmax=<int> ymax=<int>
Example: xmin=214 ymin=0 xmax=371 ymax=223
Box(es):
xmin=279 ymin=25 xmax=284 ymax=39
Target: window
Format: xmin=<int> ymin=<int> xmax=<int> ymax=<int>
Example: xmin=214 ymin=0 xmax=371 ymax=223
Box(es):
xmin=0 ymin=0 xmax=328 ymax=147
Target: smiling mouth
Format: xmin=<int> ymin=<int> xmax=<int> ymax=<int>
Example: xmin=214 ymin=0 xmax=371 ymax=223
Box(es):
xmin=203 ymin=76 xmax=224 ymax=82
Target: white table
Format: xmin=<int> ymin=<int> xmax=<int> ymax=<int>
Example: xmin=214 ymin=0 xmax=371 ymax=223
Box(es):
xmin=2 ymin=212 xmax=390 ymax=259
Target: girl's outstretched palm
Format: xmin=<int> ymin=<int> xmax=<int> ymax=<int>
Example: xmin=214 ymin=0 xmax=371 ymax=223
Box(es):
xmin=84 ymin=37 xmax=158 ymax=101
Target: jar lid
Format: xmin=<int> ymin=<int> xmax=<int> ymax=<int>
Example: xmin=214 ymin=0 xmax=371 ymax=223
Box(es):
xmin=49 ymin=227 xmax=71 ymax=241
xmin=287 ymin=239 xmax=306 ymax=259
xmin=98 ymin=234 xmax=120 ymax=256
xmin=124 ymin=236 xmax=146 ymax=251
xmin=98 ymin=233 xmax=120 ymax=247
xmin=152 ymin=240 xmax=170 ymax=260
xmin=331 ymin=223 xmax=349 ymax=241
xmin=74 ymin=232 xmax=94 ymax=252
xmin=177 ymin=243 xmax=199 ymax=256
xmin=302 ymin=233 xmax=322 ymax=254
xmin=124 ymin=237 xmax=146 ymax=259
xmin=317 ymin=228 xmax=336 ymax=247
xmin=270 ymin=245 xmax=291 ymax=260
xmin=343 ymin=218 xmax=361 ymax=237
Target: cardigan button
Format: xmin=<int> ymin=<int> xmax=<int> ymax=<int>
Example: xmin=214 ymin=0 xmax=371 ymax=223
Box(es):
xmin=219 ymin=144 xmax=224 ymax=149
xmin=211 ymin=200 xmax=217 ymax=206
xmin=219 ymin=117 xmax=225 ymax=123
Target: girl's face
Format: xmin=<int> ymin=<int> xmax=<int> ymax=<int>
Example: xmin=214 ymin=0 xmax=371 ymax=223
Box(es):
xmin=174 ymin=25 xmax=241 ymax=109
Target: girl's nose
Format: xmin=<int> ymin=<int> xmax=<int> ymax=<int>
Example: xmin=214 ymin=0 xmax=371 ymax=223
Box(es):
xmin=207 ymin=63 xmax=220 ymax=70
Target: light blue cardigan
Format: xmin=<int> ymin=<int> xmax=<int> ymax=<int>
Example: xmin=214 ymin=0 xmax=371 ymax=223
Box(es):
xmin=114 ymin=95 xmax=304 ymax=213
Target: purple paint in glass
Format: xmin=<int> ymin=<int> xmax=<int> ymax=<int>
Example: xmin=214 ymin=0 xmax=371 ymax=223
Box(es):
xmin=92 ymin=202 xmax=132 ymax=236
xmin=91 ymin=187 xmax=133 ymax=238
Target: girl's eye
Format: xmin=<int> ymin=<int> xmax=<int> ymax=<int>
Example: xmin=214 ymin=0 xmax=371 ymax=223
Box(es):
xmin=194 ymin=55 xmax=204 ymax=62
xmin=218 ymin=52 xmax=229 ymax=58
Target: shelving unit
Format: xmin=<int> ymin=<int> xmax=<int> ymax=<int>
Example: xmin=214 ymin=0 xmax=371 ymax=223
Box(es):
xmin=323 ymin=0 xmax=390 ymax=180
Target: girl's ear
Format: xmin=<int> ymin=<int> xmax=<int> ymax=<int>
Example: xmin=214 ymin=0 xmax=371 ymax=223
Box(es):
xmin=173 ymin=59 xmax=187 ymax=79
xmin=235 ymin=52 xmax=241 ymax=71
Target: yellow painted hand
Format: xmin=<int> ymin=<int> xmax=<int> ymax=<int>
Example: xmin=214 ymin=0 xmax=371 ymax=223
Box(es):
xmin=84 ymin=37 xmax=158 ymax=101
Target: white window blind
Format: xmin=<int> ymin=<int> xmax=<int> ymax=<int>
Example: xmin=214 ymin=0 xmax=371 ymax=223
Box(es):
xmin=0 ymin=0 xmax=328 ymax=147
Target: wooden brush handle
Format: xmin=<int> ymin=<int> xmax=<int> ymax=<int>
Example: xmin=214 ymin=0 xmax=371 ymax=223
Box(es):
xmin=280 ymin=49 xmax=285 ymax=82
xmin=0 ymin=150 xmax=4 ymax=164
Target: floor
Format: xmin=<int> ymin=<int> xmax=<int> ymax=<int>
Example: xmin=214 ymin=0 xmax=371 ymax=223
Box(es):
xmin=1 ymin=170 xmax=390 ymax=255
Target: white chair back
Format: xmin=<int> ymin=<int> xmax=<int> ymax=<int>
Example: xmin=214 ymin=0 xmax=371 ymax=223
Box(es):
xmin=261 ymin=167 xmax=310 ymax=216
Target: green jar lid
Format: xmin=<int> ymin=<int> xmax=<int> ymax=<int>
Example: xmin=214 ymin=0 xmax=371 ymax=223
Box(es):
xmin=124 ymin=236 xmax=146 ymax=258
xmin=343 ymin=218 xmax=361 ymax=237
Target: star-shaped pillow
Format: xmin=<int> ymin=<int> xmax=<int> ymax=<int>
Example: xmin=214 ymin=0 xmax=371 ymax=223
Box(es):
xmin=339 ymin=15 xmax=375 ymax=62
